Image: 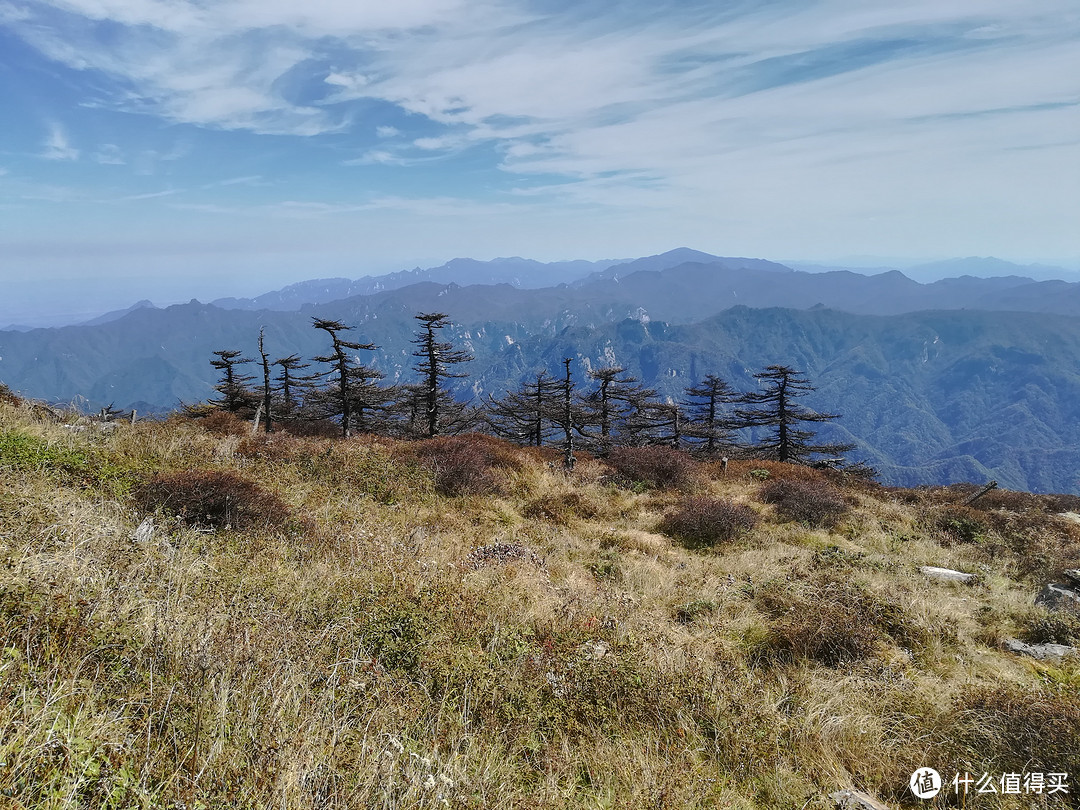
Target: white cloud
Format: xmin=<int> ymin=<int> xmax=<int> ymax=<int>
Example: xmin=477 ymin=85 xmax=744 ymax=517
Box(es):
xmin=93 ymin=143 xmax=125 ymax=164
xmin=8 ymin=0 xmax=1080 ymax=257
xmin=41 ymin=124 xmax=79 ymax=160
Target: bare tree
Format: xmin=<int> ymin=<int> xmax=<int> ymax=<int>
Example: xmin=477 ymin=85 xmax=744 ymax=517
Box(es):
xmin=257 ymin=328 xmax=273 ymax=433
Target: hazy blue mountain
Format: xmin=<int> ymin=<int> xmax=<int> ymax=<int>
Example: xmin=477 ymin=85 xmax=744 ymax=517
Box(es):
xmin=791 ymin=257 xmax=1077 ymax=284
xmin=905 ymin=257 xmax=1079 ymax=283
xmin=209 ymin=256 xmax=624 ymax=311
xmin=5 ymin=282 xmax=1080 ymax=490
xmin=79 ymin=299 xmax=158 ymax=327
xmin=9 ymin=253 xmax=1080 ymax=491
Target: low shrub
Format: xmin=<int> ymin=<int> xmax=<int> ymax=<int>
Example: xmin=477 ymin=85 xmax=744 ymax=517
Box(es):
xmin=524 ymin=490 xmax=603 ymax=525
xmin=947 ymin=686 xmax=1080 ymax=777
xmin=759 ymin=478 xmax=848 ymax=528
xmin=1020 ymin=609 xmax=1080 ymax=646
xmin=133 ymin=469 xmax=293 ymax=530
xmin=411 ymin=433 xmax=522 ymax=496
xmin=198 ymin=410 xmax=250 ymax=436
xmin=659 ymin=496 xmax=758 ymax=548
xmin=673 ymin=599 xmax=717 ymax=625
xmin=922 ymin=505 xmax=990 ymax=545
xmin=605 ymin=446 xmax=699 ymax=491
xmin=753 ymin=579 xmax=914 ymax=667
xmin=0 ymin=382 xmax=19 ymax=405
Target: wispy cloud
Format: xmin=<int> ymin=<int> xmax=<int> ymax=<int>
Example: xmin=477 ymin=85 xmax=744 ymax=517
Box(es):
xmin=5 ymin=0 xmax=1079 ymax=258
xmin=93 ymin=143 xmax=125 ymax=164
xmin=41 ymin=123 xmax=79 ymax=160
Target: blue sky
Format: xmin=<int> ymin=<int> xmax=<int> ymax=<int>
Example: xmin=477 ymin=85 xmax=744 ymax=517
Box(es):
xmin=1 ymin=0 xmax=1078 ymax=324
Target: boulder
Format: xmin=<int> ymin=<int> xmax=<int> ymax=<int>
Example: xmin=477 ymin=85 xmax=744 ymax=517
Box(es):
xmin=830 ymin=789 xmax=891 ymax=810
xmin=1004 ymin=638 xmax=1077 ymax=662
xmin=1035 ymin=583 xmax=1080 ymax=613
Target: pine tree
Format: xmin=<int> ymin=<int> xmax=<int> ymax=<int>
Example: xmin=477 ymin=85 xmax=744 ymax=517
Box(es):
xmin=552 ymin=358 xmax=578 ymax=470
xmin=409 ymin=312 xmax=473 ymax=438
xmin=577 ymin=366 xmax=657 ymax=453
xmin=272 ymin=354 xmax=318 ymax=420
xmin=734 ymin=365 xmax=853 ymax=464
xmin=683 ymin=374 xmax=739 ymax=454
xmin=209 ymin=349 xmax=256 ymax=414
xmin=485 ymin=371 xmax=561 ymax=446
xmin=311 ymin=318 xmax=379 ymax=437
xmin=624 ymin=401 xmax=682 ymax=447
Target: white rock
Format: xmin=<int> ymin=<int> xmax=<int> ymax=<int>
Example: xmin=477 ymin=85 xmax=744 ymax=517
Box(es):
xmin=919 ymin=566 xmax=976 ymax=584
xmin=131 ymin=517 xmax=154 ymax=544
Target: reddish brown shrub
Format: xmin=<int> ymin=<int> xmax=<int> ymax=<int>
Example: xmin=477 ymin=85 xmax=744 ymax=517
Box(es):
xmin=727 ymin=459 xmax=830 ymax=485
xmin=659 ymin=496 xmax=758 ymax=548
xmin=411 ymin=434 xmax=522 ymax=496
xmin=605 ymin=446 xmax=699 ymax=491
xmin=199 ymin=410 xmax=250 ymax=437
xmin=759 ymin=478 xmax=849 ymax=528
xmin=133 ymin=469 xmax=293 ymax=529
xmin=0 ymin=382 xmax=19 ymax=406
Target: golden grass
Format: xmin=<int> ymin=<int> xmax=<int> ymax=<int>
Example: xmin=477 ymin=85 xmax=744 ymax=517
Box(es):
xmin=0 ymin=402 xmax=1077 ymax=808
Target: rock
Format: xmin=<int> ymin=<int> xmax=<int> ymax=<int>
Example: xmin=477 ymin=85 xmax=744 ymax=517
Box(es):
xmin=1035 ymin=583 xmax=1080 ymax=613
xmin=920 ymin=566 xmax=976 ymax=584
xmin=1063 ymin=569 xmax=1080 ymax=587
xmin=131 ymin=517 xmax=154 ymax=544
xmin=578 ymin=640 xmax=611 ymax=660
xmin=1004 ymin=638 xmax=1077 ymax=662
xmin=830 ymin=788 xmax=891 ymax=810
xmin=465 ymin=542 xmax=544 ymax=570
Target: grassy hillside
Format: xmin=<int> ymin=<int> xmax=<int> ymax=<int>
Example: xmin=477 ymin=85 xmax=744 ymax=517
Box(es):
xmin=0 ymin=399 xmax=1078 ymax=809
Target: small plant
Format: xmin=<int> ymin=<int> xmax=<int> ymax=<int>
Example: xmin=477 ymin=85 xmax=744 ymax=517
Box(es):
xmin=605 ymin=446 xmax=699 ymax=491
xmin=749 ymin=468 xmax=770 ymax=481
xmin=924 ymin=505 xmax=989 ymax=545
xmin=1021 ymin=609 xmax=1080 ymax=646
xmin=411 ymin=433 xmax=521 ymax=496
xmin=759 ymin=478 xmax=849 ymax=528
xmin=659 ymin=496 xmax=758 ymax=548
xmin=524 ymin=490 xmax=603 ymax=525
xmin=133 ymin=469 xmax=293 ymax=529
xmin=674 ymin=600 xmax=717 ymax=625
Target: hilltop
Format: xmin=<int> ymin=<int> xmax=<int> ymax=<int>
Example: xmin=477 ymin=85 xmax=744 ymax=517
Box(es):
xmin=0 ymin=395 xmax=1078 ymax=808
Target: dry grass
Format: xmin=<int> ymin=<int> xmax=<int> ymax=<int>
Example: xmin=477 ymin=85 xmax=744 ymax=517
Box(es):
xmin=0 ymin=398 xmax=1077 ymax=809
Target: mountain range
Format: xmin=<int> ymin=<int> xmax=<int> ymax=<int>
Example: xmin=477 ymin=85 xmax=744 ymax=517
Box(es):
xmin=4 ymin=248 xmax=1080 ymax=493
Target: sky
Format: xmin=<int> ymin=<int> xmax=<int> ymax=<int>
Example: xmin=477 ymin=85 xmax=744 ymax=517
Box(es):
xmin=1 ymin=0 xmax=1079 ymax=325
